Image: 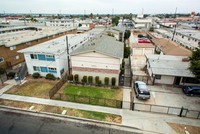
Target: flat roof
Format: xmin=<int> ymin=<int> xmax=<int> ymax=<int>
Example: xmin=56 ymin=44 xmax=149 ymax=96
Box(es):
xmin=18 ymin=28 xmax=105 ymax=55
xmin=173 ymin=28 xmax=200 ymax=40
xmin=0 ymin=26 xmax=77 ymax=47
xmin=146 ymin=54 xmax=194 ymax=77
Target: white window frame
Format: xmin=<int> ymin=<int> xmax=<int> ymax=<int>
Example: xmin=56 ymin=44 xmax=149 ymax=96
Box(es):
xmin=48 ymin=67 xmax=57 ymax=71
xmin=33 ymin=66 xmax=40 ymax=71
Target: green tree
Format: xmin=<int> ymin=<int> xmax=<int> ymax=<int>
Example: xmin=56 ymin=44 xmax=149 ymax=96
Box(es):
xmin=112 ymin=16 xmax=120 ymax=26
xmin=104 ymin=77 xmax=109 ymax=85
xmin=124 ymin=30 xmax=131 ymax=42
xmin=111 ymin=77 xmax=116 ymax=86
xmin=90 ymin=13 xmax=93 ymax=19
xmin=74 ymin=74 xmax=79 ymax=83
xmin=149 ymin=27 xmax=154 ymax=32
xmin=88 ymin=76 xmax=93 ymax=84
xmin=124 ymin=45 xmax=131 ymax=58
xmin=82 ymin=76 xmax=87 ymax=83
xmin=189 ymin=48 xmax=200 ymax=79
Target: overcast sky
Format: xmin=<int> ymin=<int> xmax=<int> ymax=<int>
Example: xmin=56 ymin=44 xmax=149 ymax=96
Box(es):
xmin=0 ymin=0 xmax=199 ymax=14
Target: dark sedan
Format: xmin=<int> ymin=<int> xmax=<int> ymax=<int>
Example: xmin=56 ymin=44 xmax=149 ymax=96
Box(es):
xmin=182 ymin=86 xmax=200 ymax=96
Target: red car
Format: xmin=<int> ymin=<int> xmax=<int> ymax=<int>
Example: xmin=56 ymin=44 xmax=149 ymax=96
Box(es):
xmin=138 ymin=39 xmax=151 ymax=43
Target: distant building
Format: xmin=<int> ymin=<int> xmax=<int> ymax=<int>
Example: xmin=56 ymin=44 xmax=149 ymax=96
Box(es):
xmin=71 ymin=35 xmax=124 ymax=86
xmin=106 ymin=26 xmax=125 ymax=42
xmin=132 ymin=18 xmax=152 ymax=29
xmin=146 ymin=54 xmax=199 ymax=86
xmin=158 ymin=20 xmax=177 ymax=28
xmin=0 ymin=26 xmax=77 ymax=69
xmin=45 ymin=19 xmax=78 ymax=27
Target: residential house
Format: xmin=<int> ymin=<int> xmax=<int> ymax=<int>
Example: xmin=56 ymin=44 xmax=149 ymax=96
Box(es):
xmin=146 ymin=54 xmax=199 ymax=86
xmin=70 ymin=34 xmax=124 ymax=86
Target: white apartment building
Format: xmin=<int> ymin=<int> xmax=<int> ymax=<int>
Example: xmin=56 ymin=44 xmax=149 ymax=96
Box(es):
xmin=45 ymin=19 xmax=79 ymax=27
xmin=18 ymin=28 xmax=104 ymax=78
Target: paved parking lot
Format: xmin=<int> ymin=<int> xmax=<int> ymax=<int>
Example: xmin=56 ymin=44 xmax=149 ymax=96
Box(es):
xmin=132 ymin=85 xmax=200 ymax=111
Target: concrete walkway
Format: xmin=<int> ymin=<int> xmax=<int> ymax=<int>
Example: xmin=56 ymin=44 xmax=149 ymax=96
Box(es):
xmin=122 ymin=87 xmax=131 ymax=109
xmin=0 ymin=80 xmax=17 ymax=95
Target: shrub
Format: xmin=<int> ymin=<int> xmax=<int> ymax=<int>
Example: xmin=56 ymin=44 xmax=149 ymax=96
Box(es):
xmin=32 ymin=72 xmax=40 ymax=79
xmin=111 ymin=77 xmax=116 ymax=86
xmin=82 ymin=76 xmax=87 ymax=83
xmin=68 ymin=74 xmax=73 ymax=81
xmin=104 ymin=77 xmax=109 ymax=85
xmin=95 ymin=76 xmax=99 ymax=85
xmin=45 ymin=73 xmax=56 ymax=80
xmin=7 ymin=72 xmax=15 ymax=79
xmin=74 ymin=74 xmax=79 ymax=82
xmin=88 ymin=76 xmax=93 ymax=84
xmin=97 ymin=80 xmax=102 ymax=86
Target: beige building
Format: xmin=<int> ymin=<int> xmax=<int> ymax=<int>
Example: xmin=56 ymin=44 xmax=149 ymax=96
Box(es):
xmin=71 ymin=35 xmax=124 ymax=86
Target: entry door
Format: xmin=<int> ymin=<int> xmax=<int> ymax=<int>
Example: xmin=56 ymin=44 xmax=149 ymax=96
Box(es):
xmin=174 ymin=77 xmax=181 ymax=85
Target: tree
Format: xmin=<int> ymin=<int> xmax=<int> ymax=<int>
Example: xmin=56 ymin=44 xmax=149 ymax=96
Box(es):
xmin=82 ymin=76 xmax=87 ymax=83
xmin=90 ymin=13 xmax=93 ymax=19
xmin=189 ymin=48 xmax=200 ymax=79
xmin=112 ymin=16 xmax=120 ymax=26
xmin=0 ymin=68 xmax=6 ymax=85
xmin=88 ymin=76 xmax=93 ymax=84
xmin=124 ymin=45 xmax=131 ymax=58
xmin=95 ymin=76 xmax=99 ymax=85
xmin=124 ymin=30 xmax=131 ymax=42
xmin=74 ymin=74 xmax=79 ymax=83
xmin=149 ymin=27 xmax=154 ymax=32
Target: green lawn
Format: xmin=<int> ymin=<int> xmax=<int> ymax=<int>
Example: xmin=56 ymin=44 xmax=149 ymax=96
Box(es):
xmin=60 ymin=84 xmax=122 ymax=108
xmin=64 ymin=85 xmax=122 ymax=100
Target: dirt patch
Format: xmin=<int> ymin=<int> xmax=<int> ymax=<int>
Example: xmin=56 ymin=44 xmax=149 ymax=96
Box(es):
xmin=6 ymin=80 xmax=57 ymax=98
xmin=167 ymin=122 xmax=200 ymax=134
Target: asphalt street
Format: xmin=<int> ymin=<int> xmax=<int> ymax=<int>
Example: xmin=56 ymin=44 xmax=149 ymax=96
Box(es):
xmin=0 ymin=110 xmax=137 ymax=134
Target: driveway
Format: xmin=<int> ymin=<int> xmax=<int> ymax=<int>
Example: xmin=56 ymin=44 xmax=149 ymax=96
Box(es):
xmin=132 ymin=85 xmax=200 ymax=111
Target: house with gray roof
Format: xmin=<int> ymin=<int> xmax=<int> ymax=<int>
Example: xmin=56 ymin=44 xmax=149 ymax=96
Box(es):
xmin=71 ymin=34 xmax=124 ymax=86
xmin=145 ymin=54 xmax=199 ymax=86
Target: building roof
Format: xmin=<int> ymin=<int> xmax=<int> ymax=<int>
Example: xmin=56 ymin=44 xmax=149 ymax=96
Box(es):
xmin=132 ymin=43 xmax=155 ymax=48
xmin=18 ymin=28 xmax=105 ymax=54
xmin=173 ymin=28 xmax=200 ymax=41
xmin=71 ymin=34 xmax=124 ymax=59
xmin=146 ymin=54 xmax=194 ymax=77
xmin=150 ymin=37 xmax=192 ymax=56
xmin=0 ymin=26 xmax=77 ymax=47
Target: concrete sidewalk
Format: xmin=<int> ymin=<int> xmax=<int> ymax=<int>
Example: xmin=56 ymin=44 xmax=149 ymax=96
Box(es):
xmin=0 ymin=80 xmax=17 ymax=95
xmin=1 ymin=94 xmax=200 ymax=134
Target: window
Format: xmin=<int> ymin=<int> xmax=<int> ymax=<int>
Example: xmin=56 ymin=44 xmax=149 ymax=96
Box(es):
xmin=188 ymin=38 xmax=190 ymax=41
xmin=182 ymin=36 xmax=184 ymax=38
xmin=46 ymin=55 xmax=55 ymax=61
xmin=16 ymin=55 xmax=19 ymax=60
xmin=0 ymin=57 xmax=4 ymax=63
xmin=48 ymin=67 xmax=57 ymax=73
xmin=33 ymin=66 xmax=40 ymax=71
xmin=10 ymin=46 xmax=16 ymax=50
xmin=40 ymin=67 xmax=48 ymax=72
xmin=38 ymin=54 xmax=46 ymax=60
xmin=30 ymin=54 xmax=37 ymax=59
xmin=155 ymin=75 xmax=161 ymax=79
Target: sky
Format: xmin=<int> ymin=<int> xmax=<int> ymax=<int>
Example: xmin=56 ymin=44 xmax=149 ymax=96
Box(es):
xmin=0 ymin=0 xmax=199 ymax=14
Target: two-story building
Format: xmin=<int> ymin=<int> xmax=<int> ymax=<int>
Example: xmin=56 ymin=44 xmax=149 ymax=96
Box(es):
xmin=71 ymin=34 xmax=124 ymax=85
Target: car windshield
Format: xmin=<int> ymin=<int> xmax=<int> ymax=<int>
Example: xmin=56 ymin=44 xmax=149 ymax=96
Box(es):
xmin=138 ymin=84 xmax=148 ymax=91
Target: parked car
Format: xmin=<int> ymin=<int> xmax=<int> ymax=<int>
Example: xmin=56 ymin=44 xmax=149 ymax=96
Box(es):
xmin=182 ymin=86 xmax=200 ymax=96
xmin=134 ymin=81 xmax=150 ymax=100
xmin=138 ymin=39 xmax=151 ymax=43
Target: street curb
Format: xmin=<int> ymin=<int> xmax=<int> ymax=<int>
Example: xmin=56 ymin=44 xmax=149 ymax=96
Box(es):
xmin=0 ymin=105 xmax=160 ymax=134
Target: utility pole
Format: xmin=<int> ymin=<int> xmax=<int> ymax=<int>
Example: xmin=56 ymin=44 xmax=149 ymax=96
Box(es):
xmin=172 ymin=7 xmax=177 ymax=41
xmin=66 ymin=36 xmax=71 ymax=75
